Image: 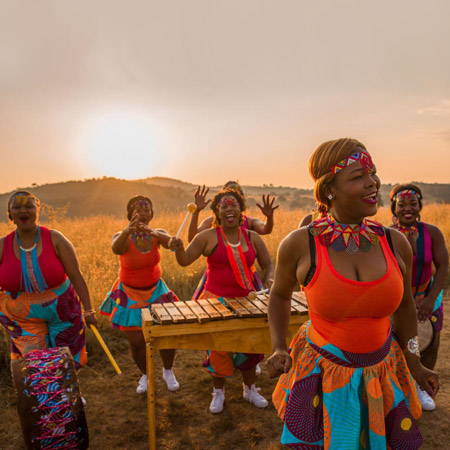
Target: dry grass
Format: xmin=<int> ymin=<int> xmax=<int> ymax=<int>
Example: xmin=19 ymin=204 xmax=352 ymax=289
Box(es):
xmin=1 ymin=205 xmax=450 ymax=449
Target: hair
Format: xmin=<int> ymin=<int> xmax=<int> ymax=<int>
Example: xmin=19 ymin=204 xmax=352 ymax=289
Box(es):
xmin=389 ymin=183 xmax=423 ymax=215
xmin=222 ymin=181 xmax=244 ymax=196
xmin=210 ymin=188 xmax=246 ymax=227
xmin=7 ymin=191 xmax=40 ymax=221
xmin=126 ymin=195 xmax=153 ymax=221
xmin=309 ymin=138 xmax=367 ymax=211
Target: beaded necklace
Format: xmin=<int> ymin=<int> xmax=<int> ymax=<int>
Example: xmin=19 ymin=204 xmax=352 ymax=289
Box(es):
xmin=131 ymin=230 xmax=151 ymax=247
xmin=220 ymin=227 xmax=253 ymax=290
xmin=392 ymin=222 xmax=419 ymax=242
xmin=15 ymin=225 xmax=48 ymax=293
xmin=309 ymin=215 xmax=385 ymax=254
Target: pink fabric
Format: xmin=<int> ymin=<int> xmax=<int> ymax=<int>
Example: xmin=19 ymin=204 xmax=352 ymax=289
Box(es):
xmin=412 ymin=222 xmax=433 ymax=288
xmin=0 ymin=227 xmax=66 ymax=292
xmin=204 ymin=227 xmax=256 ymax=298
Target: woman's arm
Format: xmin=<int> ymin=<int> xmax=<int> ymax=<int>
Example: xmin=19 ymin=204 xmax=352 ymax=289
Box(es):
xmin=249 ymin=231 xmax=274 ymax=289
xmin=188 ymin=186 xmax=212 ymax=242
xmin=111 ymin=211 xmax=140 ymax=255
xmin=51 ymin=230 xmax=97 ymax=328
xmin=416 ymin=224 xmax=449 ymax=321
xmin=390 ymin=230 xmax=439 ymax=396
xmin=141 ymin=227 xmax=172 ymax=249
xmin=169 ymin=230 xmax=211 ymax=266
xmin=250 ymin=194 xmax=279 ymax=235
xmin=266 ymin=230 xmax=306 ymax=377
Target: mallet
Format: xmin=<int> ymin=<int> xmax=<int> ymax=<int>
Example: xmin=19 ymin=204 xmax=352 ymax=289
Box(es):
xmin=247 ymin=288 xmax=270 ymax=301
xmin=90 ymin=325 xmax=122 ymax=375
xmin=175 ymin=203 xmax=197 ymax=239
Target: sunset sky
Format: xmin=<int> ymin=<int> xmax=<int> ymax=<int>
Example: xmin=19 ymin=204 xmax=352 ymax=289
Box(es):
xmin=1 ymin=0 xmax=449 ymax=194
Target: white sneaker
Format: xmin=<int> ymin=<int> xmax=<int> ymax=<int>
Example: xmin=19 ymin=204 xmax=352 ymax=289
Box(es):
xmin=255 ymin=363 xmax=261 ymax=377
xmin=162 ymin=368 xmax=180 ymax=392
xmin=136 ymin=374 xmax=147 ymax=394
xmin=243 ymin=384 xmax=268 ymax=408
xmin=416 ymin=384 xmax=436 ymax=411
xmin=209 ymin=388 xmax=225 ymax=414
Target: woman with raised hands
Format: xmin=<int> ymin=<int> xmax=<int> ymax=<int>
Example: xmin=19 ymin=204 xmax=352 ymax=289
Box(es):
xmin=99 ymin=195 xmax=180 ymax=395
xmin=267 ymin=138 xmax=438 ymax=449
xmin=169 ymin=188 xmax=274 ymax=414
xmin=0 ymin=191 xmax=96 ymax=371
xmin=390 ymin=184 xmax=448 ymax=411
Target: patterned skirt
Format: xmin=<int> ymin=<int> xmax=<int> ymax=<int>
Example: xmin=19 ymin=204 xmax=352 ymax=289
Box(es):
xmin=272 ymin=321 xmax=422 ymax=450
xmin=0 ymin=278 xmax=86 ymax=369
xmin=198 ymin=289 xmax=263 ymax=377
xmin=99 ymin=278 xmax=178 ymax=330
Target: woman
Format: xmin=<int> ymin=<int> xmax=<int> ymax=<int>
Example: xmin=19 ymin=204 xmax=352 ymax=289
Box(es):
xmin=0 ymin=191 xmax=96 ymax=371
xmin=267 ymin=139 xmax=439 ymax=449
xmin=100 ymin=196 xmax=180 ymax=394
xmin=169 ymin=188 xmax=274 ymax=414
xmin=188 ymin=182 xmax=278 ymax=241
xmin=390 ymin=184 xmax=448 ymax=411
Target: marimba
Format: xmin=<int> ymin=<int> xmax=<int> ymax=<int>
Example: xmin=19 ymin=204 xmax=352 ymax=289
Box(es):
xmin=141 ymin=291 xmax=309 ymax=450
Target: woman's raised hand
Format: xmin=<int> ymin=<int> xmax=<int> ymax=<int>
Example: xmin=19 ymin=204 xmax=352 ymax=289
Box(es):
xmin=124 ymin=211 xmax=140 ymax=235
xmin=194 ymin=185 xmax=211 ymax=211
xmin=256 ymin=194 xmax=279 ymax=218
xmin=266 ymin=349 xmax=292 ymax=378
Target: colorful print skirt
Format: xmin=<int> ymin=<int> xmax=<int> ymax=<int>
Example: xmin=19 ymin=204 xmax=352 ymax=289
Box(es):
xmin=99 ymin=278 xmax=179 ymax=330
xmin=0 ymin=278 xmax=87 ymax=369
xmin=272 ymin=321 xmax=422 ymax=450
xmin=198 ymin=289 xmax=263 ymax=377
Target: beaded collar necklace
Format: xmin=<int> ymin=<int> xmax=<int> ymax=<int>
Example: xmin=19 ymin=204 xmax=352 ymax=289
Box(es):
xmin=309 ymin=215 xmax=385 ymax=254
xmin=131 ymin=230 xmax=151 ymax=247
xmin=392 ymin=221 xmax=419 ymax=242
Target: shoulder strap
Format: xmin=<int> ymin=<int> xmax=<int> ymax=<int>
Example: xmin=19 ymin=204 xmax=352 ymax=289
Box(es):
xmin=303 ymin=231 xmax=316 ymax=286
xmin=384 ymin=227 xmax=394 ymax=254
xmin=415 ymin=222 xmax=426 ymax=297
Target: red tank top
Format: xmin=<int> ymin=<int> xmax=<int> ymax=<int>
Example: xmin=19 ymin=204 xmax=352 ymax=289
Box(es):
xmin=119 ymin=238 xmax=162 ymax=288
xmin=0 ymin=227 xmax=66 ymax=292
xmin=204 ymin=227 xmax=256 ymax=298
xmin=304 ymin=235 xmax=404 ymax=353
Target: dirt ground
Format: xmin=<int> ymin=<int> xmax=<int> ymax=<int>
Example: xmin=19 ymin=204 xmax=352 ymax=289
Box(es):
xmin=1 ymin=296 xmax=449 ymax=450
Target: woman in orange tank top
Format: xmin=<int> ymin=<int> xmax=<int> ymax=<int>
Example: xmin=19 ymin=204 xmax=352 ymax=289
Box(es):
xmin=267 ymin=138 xmax=439 ymax=450
xmin=100 ymin=196 xmax=180 ymax=395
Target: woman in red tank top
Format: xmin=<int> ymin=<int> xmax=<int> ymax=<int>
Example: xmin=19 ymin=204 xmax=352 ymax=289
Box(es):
xmin=0 ymin=191 xmax=97 ymax=371
xmin=169 ymin=188 xmax=274 ymax=414
xmin=267 ymin=139 xmax=439 ymax=449
xmin=99 ymin=196 xmax=180 ymax=395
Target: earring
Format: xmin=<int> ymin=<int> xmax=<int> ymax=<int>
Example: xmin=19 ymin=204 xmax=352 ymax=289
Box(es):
xmin=327 ymin=194 xmax=333 ymax=200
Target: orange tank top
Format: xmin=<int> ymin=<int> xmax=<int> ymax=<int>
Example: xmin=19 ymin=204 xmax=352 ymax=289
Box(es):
xmin=304 ymin=234 xmax=404 ymax=353
xmin=119 ymin=238 xmax=162 ymax=288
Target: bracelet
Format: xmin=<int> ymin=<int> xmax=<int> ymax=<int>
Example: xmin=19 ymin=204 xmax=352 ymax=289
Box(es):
xmin=83 ymin=309 xmax=96 ymax=317
xmin=406 ymin=336 xmax=420 ymax=357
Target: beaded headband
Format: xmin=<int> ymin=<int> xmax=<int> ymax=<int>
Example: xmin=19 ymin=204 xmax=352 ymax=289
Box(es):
xmin=218 ymin=197 xmax=239 ymax=207
xmin=394 ymin=189 xmax=421 ymax=201
xmin=128 ymin=199 xmax=152 ymax=211
xmin=11 ymin=193 xmax=39 ymax=206
xmin=330 ymin=150 xmax=374 ymax=175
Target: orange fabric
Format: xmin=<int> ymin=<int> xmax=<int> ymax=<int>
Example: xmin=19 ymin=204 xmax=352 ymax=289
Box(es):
xmin=304 ymin=235 xmax=404 ymax=353
xmin=118 ymin=238 xmax=162 ymax=288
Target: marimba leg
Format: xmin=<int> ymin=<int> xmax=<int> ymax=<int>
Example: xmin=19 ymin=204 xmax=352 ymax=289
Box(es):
xmin=146 ymin=340 xmax=157 ymax=450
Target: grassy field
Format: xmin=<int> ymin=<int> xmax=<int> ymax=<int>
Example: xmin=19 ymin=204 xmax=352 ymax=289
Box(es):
xmin=1 ymin=205 xmax=449 ymax=449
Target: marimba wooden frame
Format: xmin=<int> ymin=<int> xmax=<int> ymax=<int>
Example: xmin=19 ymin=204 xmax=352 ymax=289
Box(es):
xmin=141 ymin=309 xmax=308 ymax=450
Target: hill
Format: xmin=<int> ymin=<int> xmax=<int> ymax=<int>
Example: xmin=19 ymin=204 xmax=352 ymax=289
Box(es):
xmin=1 ymin=177 xmax=449 ymax=222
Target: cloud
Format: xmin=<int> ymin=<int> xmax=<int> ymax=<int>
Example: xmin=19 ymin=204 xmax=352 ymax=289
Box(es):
xmin=417 ymin=99 xmax=450 ymax=115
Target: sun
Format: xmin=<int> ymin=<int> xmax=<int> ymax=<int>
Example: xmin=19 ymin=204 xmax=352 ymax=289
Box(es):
xmin=81 ymin=112 xmax=164 ymax=179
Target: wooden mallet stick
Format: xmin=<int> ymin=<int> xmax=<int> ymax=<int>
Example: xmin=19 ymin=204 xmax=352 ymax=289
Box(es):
xmin=247 ymin=288 xmax=270 ymax=301
xmin=175 ymin=203 xmax=197 ymax=239
xmin=90 ymin=325 xmax=122 ymax=375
